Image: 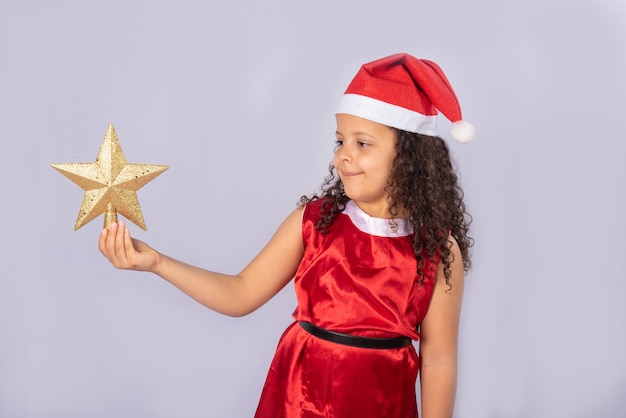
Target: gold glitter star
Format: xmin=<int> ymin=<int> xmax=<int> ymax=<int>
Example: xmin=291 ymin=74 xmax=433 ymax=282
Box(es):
xmin=51 ymin=123 xmax=169 ymax=230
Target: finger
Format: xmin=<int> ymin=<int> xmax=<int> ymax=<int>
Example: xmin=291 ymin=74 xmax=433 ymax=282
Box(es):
xmin=98 ymin=228 xmax=108 ymax=255
xmin=123 ymin=224 xmax=136 ymax=264
xmin=105 ymin=222 xmax=119 ymax=258
xmin=100 ymin=223 xmax=120 ymax=264
xmin=114 ymin=221 xmax=129 ymax=264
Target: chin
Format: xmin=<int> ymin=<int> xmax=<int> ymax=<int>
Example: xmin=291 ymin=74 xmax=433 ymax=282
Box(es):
xmin=342 ymin=190 xmax=359 ymax=201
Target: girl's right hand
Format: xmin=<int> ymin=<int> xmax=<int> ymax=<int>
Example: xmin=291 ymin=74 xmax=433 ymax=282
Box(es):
xmin=96 ymin=207 xmax=304 ymax=317
xmin=98 ymin=220 xmax=160 ymax=272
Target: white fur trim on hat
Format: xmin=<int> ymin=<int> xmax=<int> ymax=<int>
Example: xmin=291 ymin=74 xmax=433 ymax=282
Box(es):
xmin=336 ymin=93 xmax=438 ymax=136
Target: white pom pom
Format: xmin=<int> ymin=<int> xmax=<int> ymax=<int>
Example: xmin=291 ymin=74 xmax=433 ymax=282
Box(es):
xmin=450 ymin=121 xmax=475 ymax=144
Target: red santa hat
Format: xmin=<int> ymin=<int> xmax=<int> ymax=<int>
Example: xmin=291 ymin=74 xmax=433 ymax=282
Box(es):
xmin=336 ymin=53 xmax=475 ymax=143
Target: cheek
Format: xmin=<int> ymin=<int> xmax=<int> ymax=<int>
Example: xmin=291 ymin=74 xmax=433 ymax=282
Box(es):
xmin=369 ymin=158 xmax=391 ymax=175
xmin=383 ymin=152 xmax=396 ymax=175
xmin=372 ymin=160 xmax=394 ymax=184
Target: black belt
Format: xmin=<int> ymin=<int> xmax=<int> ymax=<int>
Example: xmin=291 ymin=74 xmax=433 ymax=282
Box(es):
xmin=298 ymin=321 xmax=411 ymax=350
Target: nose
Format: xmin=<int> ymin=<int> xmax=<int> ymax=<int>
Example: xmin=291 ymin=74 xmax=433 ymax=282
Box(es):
xmin=335 ymin=143 xmax=352 ymax=163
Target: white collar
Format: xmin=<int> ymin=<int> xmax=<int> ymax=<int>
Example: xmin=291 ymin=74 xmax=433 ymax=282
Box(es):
xmin=342 ymin=200 xmax=414 ymax=237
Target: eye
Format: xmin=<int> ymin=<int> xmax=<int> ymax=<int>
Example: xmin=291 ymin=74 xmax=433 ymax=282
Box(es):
xmin=357 ymin=141 xmax=370 ymax=148
xmin=334 ymin=140 xmax=344 ymax=151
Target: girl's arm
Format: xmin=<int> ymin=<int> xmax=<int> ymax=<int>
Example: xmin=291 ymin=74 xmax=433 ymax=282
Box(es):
xmin=419 ymin=236 xmax=465 ymax=418
xmin=98 ymin=207 xmax=305 ymax=317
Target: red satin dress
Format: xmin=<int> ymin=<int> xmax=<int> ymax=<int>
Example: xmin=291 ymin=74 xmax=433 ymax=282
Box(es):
xmin=254 ymin=199 xmax=438 ymax=418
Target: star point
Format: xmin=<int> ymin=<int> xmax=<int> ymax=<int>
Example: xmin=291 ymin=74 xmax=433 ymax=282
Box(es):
xmin=52 ymin=123 xmax=169 ymax=231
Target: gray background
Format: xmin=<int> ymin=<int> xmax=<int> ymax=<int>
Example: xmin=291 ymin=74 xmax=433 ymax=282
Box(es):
xmin=1 ymin=0 xmax=625 ymax=417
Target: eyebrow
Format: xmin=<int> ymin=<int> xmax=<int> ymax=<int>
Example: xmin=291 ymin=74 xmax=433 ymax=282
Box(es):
xmin=335 ymin=130 xmax=377 ymax=139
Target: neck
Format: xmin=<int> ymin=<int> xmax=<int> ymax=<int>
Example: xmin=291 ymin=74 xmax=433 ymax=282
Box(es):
xmin=352 ymin=200 xmax=402 ymax=219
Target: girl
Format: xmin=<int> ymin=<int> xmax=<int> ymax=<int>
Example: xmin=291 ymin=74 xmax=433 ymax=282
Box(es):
xmin=99 ymin=53 xmax=473 ymax=418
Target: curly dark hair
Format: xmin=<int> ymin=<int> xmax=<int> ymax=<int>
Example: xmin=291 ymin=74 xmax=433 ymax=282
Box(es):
xmin=299 ymin=129 xmax=473 ymax=287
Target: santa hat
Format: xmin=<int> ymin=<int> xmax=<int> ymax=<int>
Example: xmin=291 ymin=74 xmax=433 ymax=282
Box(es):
xmin=336 ymin=53 xmax=474 ymax=143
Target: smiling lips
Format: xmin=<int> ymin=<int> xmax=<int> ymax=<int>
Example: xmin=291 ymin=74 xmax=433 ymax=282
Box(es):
xmin=339 ymin=169 xmax=362 ymax=178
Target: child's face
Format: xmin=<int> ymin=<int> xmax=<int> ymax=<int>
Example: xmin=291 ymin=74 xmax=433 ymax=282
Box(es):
xmin=334 ymin=113 xmax=397 ymax=217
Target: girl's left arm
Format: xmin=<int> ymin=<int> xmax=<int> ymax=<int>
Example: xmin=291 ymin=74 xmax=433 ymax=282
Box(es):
xmin=419 ymin=236 xmax=465 ymax=418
